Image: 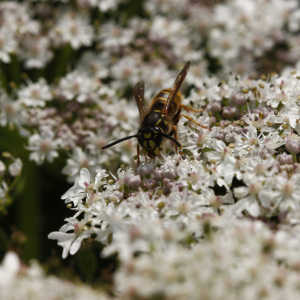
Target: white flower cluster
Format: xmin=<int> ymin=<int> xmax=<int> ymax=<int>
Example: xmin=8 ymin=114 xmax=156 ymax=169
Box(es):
xmin=48 ymin=164 xmax=300 ymax=299
xmin=1 ymin=0 xmax=300 ymax=298
xmin=115 ymin=218 xmax=300 ymax=300
xmin=0 ymin=0 xmax=299 ymax=181
xmin=0 ymin=252 xmax=110 ymax=300
xmin=47 ymin=62 xmax=300 ymax=295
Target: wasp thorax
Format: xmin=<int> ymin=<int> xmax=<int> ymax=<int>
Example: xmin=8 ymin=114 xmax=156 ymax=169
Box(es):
xmin=137 ymin=127 xmax=163 ymax=156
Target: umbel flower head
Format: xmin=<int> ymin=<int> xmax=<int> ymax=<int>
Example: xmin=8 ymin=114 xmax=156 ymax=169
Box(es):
xmin=0 ymin=0 xmax=300 ymax=299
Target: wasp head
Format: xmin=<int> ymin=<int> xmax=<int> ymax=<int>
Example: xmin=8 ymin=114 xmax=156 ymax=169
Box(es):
xmin=137 ymin=127 xmax=163 ymax=157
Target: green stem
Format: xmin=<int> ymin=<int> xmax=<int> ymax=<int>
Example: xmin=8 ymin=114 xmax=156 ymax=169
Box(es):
xmin=292 ymin=153 xmax=297 ymax=163
xmin=47 ymin=44 xmax=75 ymax=82
xmin=0 ymin=62 xmax=9 ymax=91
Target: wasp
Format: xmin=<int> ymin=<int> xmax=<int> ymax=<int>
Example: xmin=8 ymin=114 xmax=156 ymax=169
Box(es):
xmin=102 ymin=61 xmax=208 ymax=164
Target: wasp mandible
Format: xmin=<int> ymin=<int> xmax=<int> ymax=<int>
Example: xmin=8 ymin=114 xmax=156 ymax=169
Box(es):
xmin=102 ymin=61 xmax=208 ymax=164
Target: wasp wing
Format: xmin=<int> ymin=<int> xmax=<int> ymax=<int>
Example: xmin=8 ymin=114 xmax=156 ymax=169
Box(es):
xmin=162 ymin=61 xmax=190 ymax=117
xmin=134 ymin=81 xmax=146 ymax=122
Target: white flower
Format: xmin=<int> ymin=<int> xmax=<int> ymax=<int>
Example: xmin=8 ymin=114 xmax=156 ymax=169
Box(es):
xmin=0 ymin=2 xmax=40 ymax=35
xmin=216 ymin=155 xmax=244 ymax=185
xmin=165 ymin=190 xmax=213 ymax=224
xmin=0 ymin=94 xmax=24 ymax=128
xmin=54 ymin=12 xmax=94 ymax=49
xmin=233 ymin=182 xmax=262 ymax=217
xmin=110 ymin=56 xmax=140 ymax=89
xmin=205 ymin=139 xmax=233 ymax=164
xmin=208 ymin=28 xmax=239 ymax=61
xmin=97 ymin=0 xmax=122 ymax=12
xmin=94 ymin=168 xmax=109 ymax=187
xmin=0 ymin=27 xmax=17 ymax=63
xmin=272 ymin=174 xmax=300 ymax=214
xmin=141 ymin=64 xmax=174 ymax=99
xmin=150 ymin=17 xmax=186 ymax=41
xmin=8 ymin=158 xmax=22 ymax=177
xmin=99 ymin=21 xmax=135 ymax=49
xmin=17 ymin=78 xmax=52 ymax=107
xmin=57 ymin=71 xmax=99 ymax=103
xmin=0 ymin=252 xmax=20 ymax=287
xmin=18 ymin=35 xmax=53 ymax=69
xmin=62 ymin=147 xmax=96 ymax=183
xmin=176 ymin=157 xmax=210 ymax=191
xmin=288 ymin=6 xmax=300 ymax=32
xmin=48 ymin=217 xmax=92 ymax=259
xmin=0 ymin=180 xmax=9 ymax=205
xmin=61 ymin=168 xmax=92 ymax=206
xmin=27 ymin=130 xmax=61 ymax=165
xmin=77 ymin=51 xmax=110 ymax=79
xmin=0 ymin=251 xmax=109 ymax=299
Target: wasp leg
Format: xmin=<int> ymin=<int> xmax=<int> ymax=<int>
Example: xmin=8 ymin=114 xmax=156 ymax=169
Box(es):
xmin=171 ymin=125 xmax=182 ymax=152
xmin=180 ymin=104 xmax=205 ymax=113
xmin=179 ymin=113 xmax=208 ymax=129
xmin=137 ymin=143 xmax=140 ymax=166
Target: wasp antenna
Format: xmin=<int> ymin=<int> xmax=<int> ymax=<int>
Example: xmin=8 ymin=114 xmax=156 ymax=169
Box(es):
xmin=159 ymin=133 xmax=181 ymax=147
xmin=102 ymin=135 xmax=138 ymax=149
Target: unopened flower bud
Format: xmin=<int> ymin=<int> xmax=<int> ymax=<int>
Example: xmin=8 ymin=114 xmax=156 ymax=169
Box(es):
xmin=163 ymin=178 xmax=174 ymax=192
xmin=9 ymin=158 xmax=23 ymax=177
xmin=286 ymin=134 xmax=300 ymax=154
xmin=210 ymin=101 xmax=222 ymax=113
xmin=222 ymin=106 xmax=238 ymax=119
xmin=154 ymin=168 xmax=164 ymax=180
xmin=143 ymin=178 xmax=158 ymax=189
xmin=231 ymin=93 xmax=247 ymax=106
xmin=124 ymin=174 xmax=141 ymax=189
xmin=277 ymin=152 xmax=293 ymax=165
xmin=224 ymin=132 xmax=235 ymax=143
xmin=279 ymin=164 xmax=294 ymax=173
xmin=137 ymin=162 xmax=154 ymax=176
xmin=233 ymin=127 xmax=243 ymax=135
xmin=215 ymin=132 xmax=225 ymax=141
xmin=209 ymin=116 xmax=217 ymax=127
xmin=220 ymin=120 xmax=231 ymax=127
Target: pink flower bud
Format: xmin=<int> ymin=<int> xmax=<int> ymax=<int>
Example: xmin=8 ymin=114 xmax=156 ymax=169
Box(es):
xmin=143 ymin=178 xmax=158 ymax=189
xmin=231 ymin=93 xmax=247 ymax=106
xmin=154 ymin=168 xmax=164 ymax=180
xmin=224 ymin=132 xmax=235 ymax=143
xmin=124 ymin=174 xmax=141 ymax=189
xmin=137 ymin=162 xmax=154 ymax=176
xmin=277 ymin=152 xmax=293 ymax=165
xmin=210 ymin=101 xmax=222 ymax=113
xmin=286 ymin=134 xmax=300 ymax=154
xmin=222 ymin=106 xmax=238 ymax=119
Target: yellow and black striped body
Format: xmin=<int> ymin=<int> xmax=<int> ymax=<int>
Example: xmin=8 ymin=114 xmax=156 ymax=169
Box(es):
xmin=137 ymin=88 xmax=182 ymax=158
